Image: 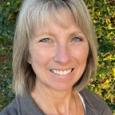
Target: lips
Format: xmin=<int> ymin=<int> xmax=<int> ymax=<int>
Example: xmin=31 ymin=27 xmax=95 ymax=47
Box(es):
xmin=50 ymin=68 xmax=74 ymax=76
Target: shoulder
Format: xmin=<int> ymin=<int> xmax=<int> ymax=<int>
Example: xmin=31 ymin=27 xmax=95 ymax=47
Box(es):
xmin=0 ymin=97 xmax=19 ymax=115
xmin=0 ymin=95 xmax=44 ymax=115
xmin=80 ymin=89 xmax=112 ymax=115
xmin=0 ymin=95 xmax=31 ymax=115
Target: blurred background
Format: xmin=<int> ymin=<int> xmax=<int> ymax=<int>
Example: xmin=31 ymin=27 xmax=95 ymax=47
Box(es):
xmin=0 ymin=0 xmax=115 ymax=114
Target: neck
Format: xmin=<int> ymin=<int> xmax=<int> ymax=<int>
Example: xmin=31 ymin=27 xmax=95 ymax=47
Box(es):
xmin=31 ymin=81 xmax=77 ymax=114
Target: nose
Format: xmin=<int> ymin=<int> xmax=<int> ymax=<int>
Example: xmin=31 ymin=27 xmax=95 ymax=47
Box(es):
xmin=54 ymin=45 xmax=71 ymax=65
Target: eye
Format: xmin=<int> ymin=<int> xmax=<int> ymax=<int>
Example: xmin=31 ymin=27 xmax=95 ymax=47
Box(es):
xmin=39 ymin=38 xmax=52 ymax=43
xmin=71 ymin=36 xmax=83 ymax=42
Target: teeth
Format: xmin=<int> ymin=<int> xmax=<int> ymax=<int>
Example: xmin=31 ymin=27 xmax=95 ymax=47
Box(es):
xmin=51 ymin=69 xmax=72 ymax=76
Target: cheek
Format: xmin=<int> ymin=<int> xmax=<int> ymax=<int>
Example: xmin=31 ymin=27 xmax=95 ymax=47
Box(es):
xmin=72 ymin=44 xmax=89 ymax=62
xmin=30 ymin=47 xmax=54 ymax=66
xmin=29 ymin=49 xmax=48 ymax=76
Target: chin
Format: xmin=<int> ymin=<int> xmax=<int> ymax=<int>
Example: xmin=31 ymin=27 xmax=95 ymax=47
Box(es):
xmin=47 ymin=82 xmax=75 ymax=92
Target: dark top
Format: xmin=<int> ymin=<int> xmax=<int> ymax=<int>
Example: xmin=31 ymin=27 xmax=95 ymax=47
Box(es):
xmin=0 ymin=89 xmax=112 ymax=115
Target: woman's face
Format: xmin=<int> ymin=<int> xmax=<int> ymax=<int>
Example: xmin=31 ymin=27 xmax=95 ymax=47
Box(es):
xmin=28 ymin=10 xmax=89 ymax=91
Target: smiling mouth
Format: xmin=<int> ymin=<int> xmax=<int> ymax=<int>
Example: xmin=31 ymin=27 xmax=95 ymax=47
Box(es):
xmin=50 ymin=68 xmax=74 ymax=76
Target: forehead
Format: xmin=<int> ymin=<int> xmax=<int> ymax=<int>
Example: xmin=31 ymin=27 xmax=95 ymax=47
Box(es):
xmin=31 ymin=8 xmax=81 ymax=35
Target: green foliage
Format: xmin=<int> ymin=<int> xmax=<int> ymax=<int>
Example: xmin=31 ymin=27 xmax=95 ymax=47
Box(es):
xmin=0 ymin=0 xmax=115 ymax=113
xmin=0 ymin=0 xmax=21 ymax=110
xmin=85 ymin=0 xmax=115 ymax=113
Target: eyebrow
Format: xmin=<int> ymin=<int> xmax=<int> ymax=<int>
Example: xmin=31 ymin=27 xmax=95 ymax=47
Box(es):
xmin=33 ymin=25 xmax=86 ymax=39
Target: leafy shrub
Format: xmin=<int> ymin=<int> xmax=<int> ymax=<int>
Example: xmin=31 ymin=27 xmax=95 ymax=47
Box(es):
xmin=85 ymin=0 xmax=115 ymax=113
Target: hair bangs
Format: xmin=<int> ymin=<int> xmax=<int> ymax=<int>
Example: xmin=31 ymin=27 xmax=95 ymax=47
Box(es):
xmin=25 ymin=0 xmax=73 ymax=38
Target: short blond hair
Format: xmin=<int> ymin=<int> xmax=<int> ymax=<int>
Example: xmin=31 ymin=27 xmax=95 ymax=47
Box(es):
xmin=13 ymin=0 xmax=97 ymax=96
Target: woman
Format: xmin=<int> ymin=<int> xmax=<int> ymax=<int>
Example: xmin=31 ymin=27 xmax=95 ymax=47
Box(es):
xmin=0 ymin=0 xmax=112 ymax=115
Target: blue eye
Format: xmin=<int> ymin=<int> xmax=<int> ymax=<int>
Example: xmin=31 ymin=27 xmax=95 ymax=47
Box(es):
xmin=39 ymin=38 xmax=52 ymax=43
xmin=72 ymin=36 xmax=82 ymax=42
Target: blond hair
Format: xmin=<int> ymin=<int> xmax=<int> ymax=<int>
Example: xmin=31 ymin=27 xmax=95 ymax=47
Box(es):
xmin=13 ymin=0 xmax=97 ymax=96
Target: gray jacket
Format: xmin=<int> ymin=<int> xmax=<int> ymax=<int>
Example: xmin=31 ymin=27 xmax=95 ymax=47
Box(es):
xmin=0 ymin=89 xmax=112 ymax=115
